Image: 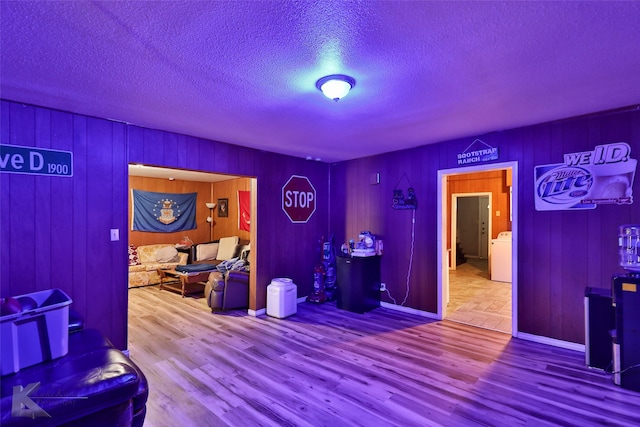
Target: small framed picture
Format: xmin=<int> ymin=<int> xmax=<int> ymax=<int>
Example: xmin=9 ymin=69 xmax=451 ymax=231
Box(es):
xmin=217 ymin=198 xmax=228 ymax=217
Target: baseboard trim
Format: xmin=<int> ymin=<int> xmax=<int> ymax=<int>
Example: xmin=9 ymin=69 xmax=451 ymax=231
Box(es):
xmin=248 ymin=308 xmax=266 ymax=317
xmin=260 ymin=296 xmax=584 ymax=353
xmin=250 ymin=296 xmax=306 ymax=317
xmin=380 ymin=302 xmax=440 ymax=319
xmin=517 ymin=332 xmax=585 ymax=352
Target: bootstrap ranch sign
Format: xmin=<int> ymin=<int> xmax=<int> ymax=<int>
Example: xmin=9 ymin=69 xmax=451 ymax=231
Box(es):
xmin=534 ymin=142 xmax=636 ymax=211
xmin=456 ymin=139 xmax=499 ymax=165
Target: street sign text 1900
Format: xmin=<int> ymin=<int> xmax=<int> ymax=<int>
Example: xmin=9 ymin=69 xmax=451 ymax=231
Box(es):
xmin=0 ymin=144 xmax=73 ymax=177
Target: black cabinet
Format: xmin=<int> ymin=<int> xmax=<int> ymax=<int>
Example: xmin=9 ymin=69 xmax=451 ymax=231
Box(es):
xmin=336 ymin=255 xmax=381 ymax=313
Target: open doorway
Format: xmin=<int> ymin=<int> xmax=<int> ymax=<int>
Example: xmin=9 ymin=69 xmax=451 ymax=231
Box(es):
xmin=126 ymin=164 xmax=257 ymax=310
xmin=437 ymin=162 xmax=518 ymax=336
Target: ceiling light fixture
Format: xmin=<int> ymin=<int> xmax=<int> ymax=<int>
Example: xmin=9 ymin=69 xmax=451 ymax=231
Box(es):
xmin=315 ymin=74 xmax=356 ymax=102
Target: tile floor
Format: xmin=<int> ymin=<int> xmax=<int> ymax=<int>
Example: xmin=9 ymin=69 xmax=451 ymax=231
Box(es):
xmin=447 ymin=257 xmax=512 ymax=334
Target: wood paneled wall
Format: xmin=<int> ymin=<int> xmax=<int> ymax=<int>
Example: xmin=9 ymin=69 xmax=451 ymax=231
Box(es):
xmin=331 ymin=108 xmax=639 ymax=344
xmin=446 ymin=169 xmax=511 ymax=248
xmin=128 ymin=176 xmax=212 ymax=246
xmin=127 ymin=126 xmax=329 ymax=322
xmin=2 ymin=100 xmax=329 ymax=350
xmin=3 ymin=97 xmax=638 ymax=348
xmin=211 ymin=177 xmax=251 ymax=242
xmin=1 ymin=100 xmax=128 ymax=349
xmin=127 ymin=176 xmax=251 ymax=246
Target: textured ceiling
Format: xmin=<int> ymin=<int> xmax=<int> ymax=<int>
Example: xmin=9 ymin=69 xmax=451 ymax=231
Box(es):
xmin=1 ymin=1 xmax=639 ymax=163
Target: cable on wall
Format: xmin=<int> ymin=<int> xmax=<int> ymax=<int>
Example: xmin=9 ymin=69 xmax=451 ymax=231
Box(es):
xmin=386 ymin=208 xmax=415 ymax=306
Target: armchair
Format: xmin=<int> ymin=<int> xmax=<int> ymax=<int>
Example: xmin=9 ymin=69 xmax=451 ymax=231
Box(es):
xmin=204 ymin=270 xmax=249 ymax=311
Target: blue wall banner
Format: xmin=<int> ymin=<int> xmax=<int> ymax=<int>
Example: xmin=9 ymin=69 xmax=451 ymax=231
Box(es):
xmin=131 ymin=190 xmax=197 ymax=232
xmin=534 ymin=142 xmax=636 ymax=211
xmin=0 ymin=144 xmax=73 ymax=177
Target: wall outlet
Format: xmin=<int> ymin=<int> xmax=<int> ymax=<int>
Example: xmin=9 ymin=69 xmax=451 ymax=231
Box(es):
xmin=380 ymin=283 xmax=386 ymax=292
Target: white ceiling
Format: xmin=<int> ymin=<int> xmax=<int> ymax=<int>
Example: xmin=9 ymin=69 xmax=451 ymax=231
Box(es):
xmin=2 ymin=1 xmax=639 ymax=163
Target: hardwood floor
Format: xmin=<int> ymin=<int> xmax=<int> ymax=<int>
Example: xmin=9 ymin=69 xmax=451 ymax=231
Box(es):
xmin=128 ymin=286 xmax=639 ymax=427
xmin=448 ymin=258 xmax=512 ymax=334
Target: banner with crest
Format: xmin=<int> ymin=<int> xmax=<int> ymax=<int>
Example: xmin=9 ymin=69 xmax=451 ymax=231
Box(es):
xmin=238 ymin=190 xmax=251 ymax=231
xmin=131 ymin=189 xmax=197 ymax=232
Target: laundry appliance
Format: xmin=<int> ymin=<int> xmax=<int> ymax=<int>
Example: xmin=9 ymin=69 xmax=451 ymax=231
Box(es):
xmin=490 ymin=231 xmax=512 ymax=282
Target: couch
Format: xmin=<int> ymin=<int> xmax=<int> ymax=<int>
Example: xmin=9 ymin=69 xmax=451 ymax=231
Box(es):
xmin=192 ymin=236 xmax=250 ymax=265
xmin=204 ymin=270 xmax=250 ymax=311
xmin=128 ymin=244 xmax=189 ymax=288
xmin=0 ymin=327 xmax=148 ymax=427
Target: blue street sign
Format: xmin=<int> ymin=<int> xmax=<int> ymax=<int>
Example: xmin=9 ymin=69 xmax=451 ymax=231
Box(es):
xmin=0 ymin=144 xmax=73 ymax=177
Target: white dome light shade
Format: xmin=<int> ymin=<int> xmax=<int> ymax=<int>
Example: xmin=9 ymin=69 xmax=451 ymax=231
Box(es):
xmin=316 ymin=74 xmax=356 ymax=102
xmin=320 ymin=80 xmax=351 ymax=101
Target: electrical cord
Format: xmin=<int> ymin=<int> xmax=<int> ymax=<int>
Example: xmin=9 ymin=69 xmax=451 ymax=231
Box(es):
xmin=384 ymin=285 xmax=396 ymax=304
xmin=386 ymin=209 xmax=415 ymax=306
xmin=609 ymin=363 xmax=640 ymax=375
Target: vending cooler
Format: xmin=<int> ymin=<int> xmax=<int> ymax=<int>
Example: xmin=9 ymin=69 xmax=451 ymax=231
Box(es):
xmin=611 ymin=225 xmax=640 ymax=392
xmin=584 ymin=287 xmax=614 ymax=370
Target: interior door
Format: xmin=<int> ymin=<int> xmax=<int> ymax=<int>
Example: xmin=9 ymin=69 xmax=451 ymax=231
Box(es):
xmin=457 ymin=195 xmax=489 ymax=259
xmin=457 ymin=197 xmax=480 ymax=257
xmin=479 ymin=195 xmax=489 ymax=259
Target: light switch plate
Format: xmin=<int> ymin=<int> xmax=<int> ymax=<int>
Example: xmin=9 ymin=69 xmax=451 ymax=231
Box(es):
xmin=110 ymin=229 xmax=119 ymax=241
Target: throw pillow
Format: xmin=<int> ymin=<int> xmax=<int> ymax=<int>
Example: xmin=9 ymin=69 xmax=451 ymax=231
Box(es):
xmin=238 ymin=243 xmax=250 ymax=260
xmin=216 ymin=236 xmax=239 ymax=260
xmin=128 ymin=245 xmax=140 ymax=266
xmin=196 ymin=243 xmax=219 ymax=261
xmin=155 ymin=246 xmax=179 ymax=263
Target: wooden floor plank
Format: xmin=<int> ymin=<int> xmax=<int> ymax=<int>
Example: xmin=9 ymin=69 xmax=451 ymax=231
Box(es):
xmin=128 ymin=286 xmax=640 ymax=427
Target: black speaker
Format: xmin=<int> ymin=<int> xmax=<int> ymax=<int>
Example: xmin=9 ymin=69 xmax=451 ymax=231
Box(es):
xmin=584 ymin=287 xmax=614 ymax=370
xmin=336 ymin=255 xmax=381 ymax=314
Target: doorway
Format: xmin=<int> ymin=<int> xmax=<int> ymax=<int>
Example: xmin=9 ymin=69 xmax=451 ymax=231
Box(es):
xmin=126 ymin=164 xmax=257 ymax=307
xmin=437 ymin=162 xmax=518 ymax=336
xmin=451 ymin=193 xmax=491 ymax=268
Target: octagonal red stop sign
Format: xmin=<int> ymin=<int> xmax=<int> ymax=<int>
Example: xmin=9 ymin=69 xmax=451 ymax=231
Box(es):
xmin=282 ymin=175 xmax=316 ymax=223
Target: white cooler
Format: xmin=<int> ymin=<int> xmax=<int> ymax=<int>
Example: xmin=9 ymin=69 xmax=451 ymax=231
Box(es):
xmin=267 ymin=278 xmax=297 ymax=318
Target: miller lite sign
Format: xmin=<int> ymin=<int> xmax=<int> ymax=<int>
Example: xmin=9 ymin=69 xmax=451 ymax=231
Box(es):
xmin=534 ymin=142 xmax=637 ymax=211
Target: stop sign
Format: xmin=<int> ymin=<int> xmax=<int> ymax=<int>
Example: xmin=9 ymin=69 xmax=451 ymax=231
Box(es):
xmin=282 ymin=175 xmax=316 ymax=223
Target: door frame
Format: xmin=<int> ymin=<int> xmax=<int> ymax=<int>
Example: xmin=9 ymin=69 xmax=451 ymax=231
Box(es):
xmin=450 ymin=192 xmax=492 ymax=270
xmin=126 ymin=166 xmax=258 ymax=312
xmin=437 ymin=161 xmax=518 ymax=337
